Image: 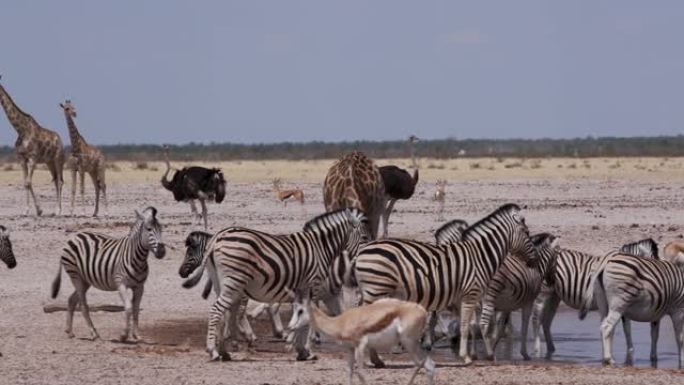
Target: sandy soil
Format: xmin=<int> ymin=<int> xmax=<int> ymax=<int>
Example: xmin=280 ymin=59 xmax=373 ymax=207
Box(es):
xmin=1 ymin=158 xmax=683 ymax=385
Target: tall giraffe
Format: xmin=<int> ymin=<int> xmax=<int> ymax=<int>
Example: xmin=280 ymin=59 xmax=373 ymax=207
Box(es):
xmin=323 ymin=151 xmax=386 ymax=239
xmin=60 ymin=100 xmax=107 ymax=216
xmin=0 ymin=76 xmax=64 ymax=216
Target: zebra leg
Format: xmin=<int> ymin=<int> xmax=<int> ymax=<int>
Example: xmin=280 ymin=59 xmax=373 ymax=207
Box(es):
xmin=621 ymin=317 xmax=634 ymax=366
xmin=599 ymin=310 xmax=622 ymax=366
xmin=671 ymin=311 xmax=684 ymax=369
xmin=117 ymin=285 xmax=134 ymax=342
xmin=293 ymin=324 xmax=317 ymax=361
xmin=479 ymin=302 xmax=496 ymax=360
xmin=267 ymin=304 xmax=284 ymax=339
xmin=75 ymin=283 xmax=99 ymax=340
xmin=422 ymin=311 xmax=438 ymax=350
xmin=459 ymin=301 xmax=477 ymax=365
xmin=131 ymin=285 xmax=144 ymax=342
xmin=519 ymin=303 xmax=533 ymax=360
xmin=65 ymin=290 xmax=80 ymax=338
xmin=539 ymin=293 xmax=560 ymax=359
xmin=650 ymin=321 xmax=660 ymax=367
xmin=207 ymin=295 xmax=232 ymax=360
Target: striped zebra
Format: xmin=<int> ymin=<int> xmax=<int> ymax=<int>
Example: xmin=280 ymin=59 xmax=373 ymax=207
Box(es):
xmin=185 ymin=208 xmax=368 ymax=361
xmin=434 ymin=220 xmax=561 ymax=360
xmin=579 ymin=249 xmax=684 ymax=368
xmin=0 ymin=226 xmax=16 ymax=358
xmin=353 ymin=203 xmax=539 ymax=365
xmin=478 ymin=233 xmax=559 ymax=360
xmin=0 ymin=226 xmax=16 ymax=269
xmin=50 ymin=207 xmax=165 ymax=341
xmin=531 ymin=238 xmax=658 ymax=363
xmin=180 ymin=231 xmax=286 ymax=343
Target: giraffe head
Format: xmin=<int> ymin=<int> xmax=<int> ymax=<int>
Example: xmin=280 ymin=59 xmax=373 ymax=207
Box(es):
xmin=59 ymin=100 xmax=77 ymax=118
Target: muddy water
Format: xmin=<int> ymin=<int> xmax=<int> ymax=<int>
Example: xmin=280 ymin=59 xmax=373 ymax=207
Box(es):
xmin=430 ymin=307 xmax=680 ymax=368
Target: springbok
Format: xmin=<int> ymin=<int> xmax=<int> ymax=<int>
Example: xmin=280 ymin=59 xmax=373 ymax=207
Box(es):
xmin=288 ymin=291 xmax=435 ymax=385
xmin=434 ymin=180 xmax=446 ymax=220
xmin=272 ymin=178 xmax=304 ymax=206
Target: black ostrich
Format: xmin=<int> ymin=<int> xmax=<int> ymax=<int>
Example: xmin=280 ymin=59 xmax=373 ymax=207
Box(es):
xmin=160 ymin=146 xmax=226 ymax=229
xmin=378 ymin=165 xmax=419 ymax=238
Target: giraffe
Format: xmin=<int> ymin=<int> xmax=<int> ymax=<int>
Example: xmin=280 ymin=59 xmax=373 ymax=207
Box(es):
xmin=0 ymin=76 xmax=64 ymax=216
xmin=323 ymin=151 xmax=386 ymax=239
xmin=60 ymin=100 xmax=107 ymax=216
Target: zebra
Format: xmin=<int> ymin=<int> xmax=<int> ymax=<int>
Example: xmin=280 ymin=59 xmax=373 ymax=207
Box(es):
xmin=50 ymin=207 xmax=165 ymax=342
xmin=579 ymin=249 xmax=684 ymax=368
xmin=421 ymin=219 xmax=470 ymax=348
xmin=0 ymin=226 xmax=16 ymax=270
xmin=180 ymin=231 xmax=287 ymax=344
xmin=531 ymin=238 xmax=658 ymax=363
xmin=183 ymin=208 xmax=369 ymax=361
xmin=0 ymin=226 xmax=16 ymax=358
xmin=434 ymin=220 xmax=562 ymax=360
xmin=353 ymin=203 xmax=539 ymax=365
xmin=478 ymin=233 xmax=560 ymax=360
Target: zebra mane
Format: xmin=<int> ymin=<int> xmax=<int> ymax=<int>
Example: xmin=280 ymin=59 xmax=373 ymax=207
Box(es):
xmin=434 ymin=219 xmax=469 ymax=245
xmin=185 ymin=231 xmax=212 ymax=246
xmin=303 ymin=208 xmax=363 ymax=232
xmin=620 ymin=238 xmax=659 ymax=259
xmin=461 ymin=203 xmax=522 ymax=238
xmin=530 ymin=232 xmax=555 ymax=247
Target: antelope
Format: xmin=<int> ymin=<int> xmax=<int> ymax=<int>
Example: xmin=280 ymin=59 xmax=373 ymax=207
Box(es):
xmin=288 ymin=291 xmax=435 ymax=385
xmin=272 ymin=178 xmax=304 ymax=206
xmin=434 ymin=180 xmax=446 ymax=220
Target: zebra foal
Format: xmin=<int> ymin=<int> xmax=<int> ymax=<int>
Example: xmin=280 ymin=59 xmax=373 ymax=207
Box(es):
xmin=51 ymin=207 xmax=165 ymax=341
xmin=353 ymin=203 xmax=539 ymax=365
xmin=185 ymin=208 xmax=369 ymax=361
xmin=580 ymin=248 xmax=683 ymax=368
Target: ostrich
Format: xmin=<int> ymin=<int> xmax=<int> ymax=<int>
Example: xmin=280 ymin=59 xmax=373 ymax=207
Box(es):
xmin=377 ymin=135 xmax=420 ymax=238
xmin=160 ymin=145 xmax=226 ymax=229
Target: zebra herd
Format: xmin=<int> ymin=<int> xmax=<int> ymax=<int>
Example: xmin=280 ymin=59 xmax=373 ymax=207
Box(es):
xmin=1 ymin=199 xmax=683 ymax=372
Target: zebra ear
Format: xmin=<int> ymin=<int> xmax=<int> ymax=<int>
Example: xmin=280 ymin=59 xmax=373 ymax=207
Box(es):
xmin=135 ymin=209 xmax=143 ymax=220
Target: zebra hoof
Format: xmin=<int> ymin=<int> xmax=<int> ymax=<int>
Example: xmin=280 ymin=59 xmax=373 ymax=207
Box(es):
xmin=522 ymin=353 xmax=531 ymax=361
xmin=602 ymin=358 xmax=615 ymax=367
xmin=371 ymin=360 xmax=386 ymax=369
xmin=65 ymin=331 xmax=75 ymax=339
xmin=219 ymin=351 xmax=232 ymax=361
xmin=207 ymin=349 xmax=221 ymax=361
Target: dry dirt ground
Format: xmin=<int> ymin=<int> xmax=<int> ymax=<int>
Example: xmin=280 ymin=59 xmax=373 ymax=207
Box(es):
xmin=1 ymin=157 xmax=683 ymax=385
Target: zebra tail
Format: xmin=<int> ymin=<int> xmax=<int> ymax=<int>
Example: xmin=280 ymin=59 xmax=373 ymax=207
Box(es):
xmin=201 ymin=278 xmax=213 ymax=299
xmin=51 ymin=264 xmax=62 ymax=299
xmin=579 ymin=256 xmax=609 ymax=320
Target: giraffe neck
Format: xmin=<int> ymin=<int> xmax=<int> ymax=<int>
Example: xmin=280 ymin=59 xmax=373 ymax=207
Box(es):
xmin=64 ymin=110 xmax=86 ymax=153
xmin=0 ymin=84 xmax=32 ymax=136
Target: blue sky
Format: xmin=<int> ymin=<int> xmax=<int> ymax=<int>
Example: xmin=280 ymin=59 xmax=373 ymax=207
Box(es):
xmin=1 ymin=1 xmax=682 ymax=145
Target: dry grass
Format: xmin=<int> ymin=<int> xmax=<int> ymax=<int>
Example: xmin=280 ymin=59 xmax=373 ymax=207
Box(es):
xmin=0 ymin=157 xmax=683 ymax=185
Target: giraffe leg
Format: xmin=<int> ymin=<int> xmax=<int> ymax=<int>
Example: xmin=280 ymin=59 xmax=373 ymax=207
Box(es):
xmin=99 ymin=168 xmax=107 ymax=215
xmin=79 ymin=168 xmax=86 ymax=209
xmin=89 ymin=171 xmax=99 ymax=217
xmin=48 ymin=161 xmax=63 ymax=216
xmin=23 ymin=159 xmax=42 ymax=216
xmin=70 ymin=165 xmax=77 ymax=215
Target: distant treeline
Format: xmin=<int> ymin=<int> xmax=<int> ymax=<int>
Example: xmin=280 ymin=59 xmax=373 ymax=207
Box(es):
xmin=0 ymin=136 xmax=682 ymax=162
